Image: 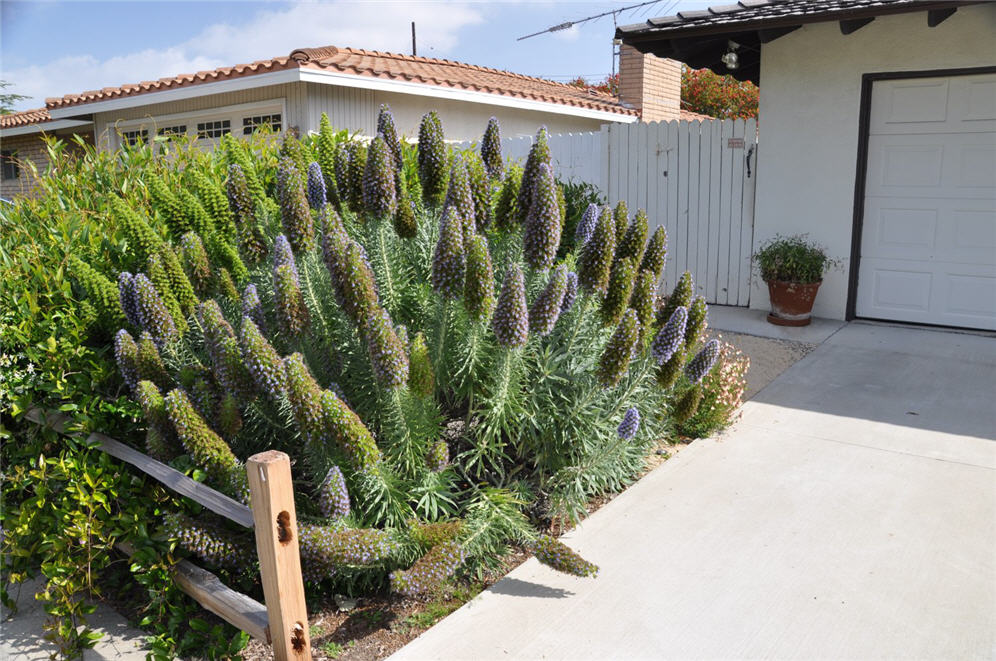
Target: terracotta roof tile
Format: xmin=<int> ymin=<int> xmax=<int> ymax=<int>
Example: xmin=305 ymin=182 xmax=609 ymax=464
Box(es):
xmin=43 ymin=46 xmax=637 ymax=117
xmin=0 ymin=107 xmax=51 ymax=128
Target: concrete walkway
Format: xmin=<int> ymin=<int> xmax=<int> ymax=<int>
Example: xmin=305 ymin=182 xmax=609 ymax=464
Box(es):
xmin=393 ymin=321 xmax=996 ymax=660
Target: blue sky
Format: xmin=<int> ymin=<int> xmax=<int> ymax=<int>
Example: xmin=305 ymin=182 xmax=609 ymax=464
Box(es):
xmin=1 ymin=0 xmax=712 ymax=112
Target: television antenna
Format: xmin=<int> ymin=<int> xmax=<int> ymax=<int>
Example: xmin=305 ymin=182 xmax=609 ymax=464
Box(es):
xmin=516 ymin=0 xmax=673 ymax=42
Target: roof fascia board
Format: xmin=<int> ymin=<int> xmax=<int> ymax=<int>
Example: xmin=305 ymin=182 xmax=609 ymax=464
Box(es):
xmin=47 ymin=69 xmax=301 ymax=119
xmin=299 ymin=68 xmax=638 ymax=123
xmin=619 ymin=1 xmax=978 ymax=42
xmin=1 ymin=118 xmax=93 ymax=137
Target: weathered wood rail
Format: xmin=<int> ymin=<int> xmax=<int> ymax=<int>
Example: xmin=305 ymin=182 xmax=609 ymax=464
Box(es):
xmin=24 ymin=408 xmax=311 ymax=660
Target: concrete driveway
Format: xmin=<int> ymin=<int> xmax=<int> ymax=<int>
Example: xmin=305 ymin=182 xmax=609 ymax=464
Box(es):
xmin=393 ymin=322 xmax=996 ymax=660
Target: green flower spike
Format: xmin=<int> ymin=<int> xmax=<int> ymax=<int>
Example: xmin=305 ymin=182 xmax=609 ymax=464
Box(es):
xmin=596 ymin=309 xmax=641 ymax=387
xmin=523 ymin=163 xmax=562 ymax=271
xmin=363 ymin=134 xmax=397 ymax=220
xmin=481 ymin=116 xmax=504 ymax=180
xmin=672 ymin=384 xmax=704 ymax=424
xmin=418 ymin=111 xmax=447 ymax=208
xmin=577 ymin=207 xmax=616 ymax=295
xmin=601 ymin=256 xmax=636 ymax=327
xmin=463 ymin=234 xmax=496 ymax=321
xmin=640 ymin=226 xmax=668 ymax=283
xmin=276 ymin=158 xmax=316 ymax=254
xmin=494 ymin=165 xmax=522 ymax=231
xmin=148 ymin=173 xmax=189 ymax=238
xmin=408 ymin=332 xmax=435 ymax=397
xmin=629 ymin=269 xmax=657 ymax=344
xmin=529 ymin=265 xmax=568 ymax=336
xmin=617 ymin=209 xmax=649 ymax=266
xmin=684 ymin=296 xmax=708 ymax=350
xmin=364 ymin=307 xmax=410 ymax=389
xmin=658 ymin=271 xmax=694 ymax=328
xmin=613 ymin=200 xmax=629 ymax=249
xmin=465 ymin=152 xmax=493 ymax=230
xmin=515 ymin=126 xmax=551 ymax=225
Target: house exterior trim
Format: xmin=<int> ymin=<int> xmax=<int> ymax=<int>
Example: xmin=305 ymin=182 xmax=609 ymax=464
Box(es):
xmin=0 ymin=119 xmax=93 ymax=137
xmin=111 ymin=98 xmax=287 ymax=130
xmin=47 ymin=70 xmax=302 ymax=119
xmin=47 ymin=67 xmax=636 ymax=125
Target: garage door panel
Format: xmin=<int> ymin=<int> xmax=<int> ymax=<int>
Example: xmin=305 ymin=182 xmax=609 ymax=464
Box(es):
xmin=870 ymin=74 xmax=996 ymax=134
xmin=867 ymin=133 xmax=993 ymax=197
xmin=857 ymin=259 xmax=996 ymax=329
xmin=858 ymin=73 xmax=996 ymax=331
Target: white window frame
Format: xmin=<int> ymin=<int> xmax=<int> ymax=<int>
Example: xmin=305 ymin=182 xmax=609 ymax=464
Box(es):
xmin=113 ymin=98 xmax=286 ymax=149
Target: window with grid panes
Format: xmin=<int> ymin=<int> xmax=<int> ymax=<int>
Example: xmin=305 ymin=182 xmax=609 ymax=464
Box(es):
xmin=242 ymin=113 xmax=282 ymax=135
xmin=121 ymin=128 xmax=148 ymax=146
xmin=197 ymin=119 xmax=230 ymax=139
xmin=1 ymin=151 xmax=18 ymax=180
xmin=157 ymin=125 xmax=187 ymax=137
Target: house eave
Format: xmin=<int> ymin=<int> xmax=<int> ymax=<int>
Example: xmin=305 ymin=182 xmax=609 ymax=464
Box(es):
xmin=45 ymin=66 xmax=637 ymax=125
xmin=0 ymin=118 xmax=94 ymax=138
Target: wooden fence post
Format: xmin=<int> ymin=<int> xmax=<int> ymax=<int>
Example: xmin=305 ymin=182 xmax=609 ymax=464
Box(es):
xmin=247 ymin=451 xmax=311 ymax=660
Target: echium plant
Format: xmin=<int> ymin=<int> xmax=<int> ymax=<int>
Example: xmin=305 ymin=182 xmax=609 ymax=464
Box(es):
xmin=376 ymin=104 xmax=403 ymax=170
xmin=481 ymin=116 xmax=503 ymax=180
xmin=71 ymin=113 xmax=749 ymax=611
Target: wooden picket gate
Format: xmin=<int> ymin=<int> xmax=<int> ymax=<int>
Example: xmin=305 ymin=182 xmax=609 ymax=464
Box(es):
xmin=24 ymin=408 xmax=312 ymax=660
xmin=603 ymin=119 xmax=758 ymax=306
xmin=456 ymin=118 xmax=759 ymax=306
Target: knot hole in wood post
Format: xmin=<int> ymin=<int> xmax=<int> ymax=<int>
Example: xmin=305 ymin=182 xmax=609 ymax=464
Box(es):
xmin=292 ymin=622 xmax=307 ymax=654
xmin=277 ymin=511 xmax=293 ymax=544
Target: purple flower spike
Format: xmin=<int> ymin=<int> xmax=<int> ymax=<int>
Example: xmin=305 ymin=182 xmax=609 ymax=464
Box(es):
xmin=575 ymin=203 xmax=599 ymax=248
xmin=651 ymin=306 xmax=688 ymax=366
xmin=492 ymin=264 xmax=529 ymax=348
xmin=617 ymin=407 xmax=640 ymax=440
xmin=307 ymin=161 xmax=327 ymax=211
xmin=685 ymin=339 xmax=721 ymax=384
xmin=317 ymin=466 xmax=350 ymax=520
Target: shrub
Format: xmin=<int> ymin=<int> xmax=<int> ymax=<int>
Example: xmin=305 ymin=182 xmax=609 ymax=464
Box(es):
xmin=753 ymin=234 xmax=838 ymax=284
xmin=2 ymin=113 xmax=743 ymax=655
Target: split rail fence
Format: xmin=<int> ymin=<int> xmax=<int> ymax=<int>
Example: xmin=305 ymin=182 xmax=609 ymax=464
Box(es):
xmin=456 ymin=118 xmax=759 ymax=306
xmin=24 ymin=408 xmax=312 ymax=661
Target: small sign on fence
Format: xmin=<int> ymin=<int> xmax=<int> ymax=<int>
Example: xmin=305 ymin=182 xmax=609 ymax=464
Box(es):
xmin=727 ymin=137 xmax=745 ymax=149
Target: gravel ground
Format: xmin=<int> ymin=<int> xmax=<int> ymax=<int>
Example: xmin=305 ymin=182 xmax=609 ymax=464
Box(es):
xmin=707 ymin=329 xmax=816 ymax=401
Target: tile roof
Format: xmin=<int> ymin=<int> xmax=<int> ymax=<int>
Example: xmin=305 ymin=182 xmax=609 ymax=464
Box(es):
xmin=617 ymin=0 xmax=975 ymax=36
xmin=43 ymin=45 xmax=637 ymax=117
xmin=0 ymin=107 xmax=51 ymax=128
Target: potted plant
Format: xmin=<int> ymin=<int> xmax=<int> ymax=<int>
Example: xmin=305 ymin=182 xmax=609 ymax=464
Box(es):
xmin=753 ymin=235 xmax=838 ymax=326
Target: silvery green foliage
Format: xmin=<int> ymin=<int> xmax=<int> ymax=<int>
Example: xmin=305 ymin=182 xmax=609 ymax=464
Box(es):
xmin=241 ymin=284 xmax=265 ymax=333
xmin=577 ymin=206 xmax=616 ymax=294
xmin=481 ymin=116 xmax=503 ymax=179
xmin=596 ymin=309 xmax=640 ymax=387
xmin=431 ymin=205 xmax=466 ymax=300
xmin=523 ymin=163 xmax=562 ymax=271
xmin=575 ymin=203 xmax=598 ymax=248
xmin=307 ymin=161 xmax=327 ymax=211
xmin=118 ymin=272 xmax=141 ymax=327
xmin=531 ymin=535 xmax=598 ymax=577
xmin=515 ymin=126 xmax=551 ymax=225
xmin=464 ymin=234 xmax=496 ymax=320
xmin=239 ymin=317 xmax=285 ymax=399
xmin=641 ymin=226 xmax=668 ymax=282
xmin=685 ymin=296 xmax=708 ymax=349
xmin=617 ymin=407 xmax=640 ymax=440
xmin=390 ymin=541 xmax=466 ymax=597
xmin=418 ymin=111 xmax=447 ymax=207
xmin=444 ymin=159 xmax=476 ymax=238
xmin=652 ymin=306 xmax=688 ymax=365
xmin=685 ymin=339 xmax=720 ymax=384
xmin=529 ymin=266 xmax=568 ymax=336
xmin=114 ymin=329 xmax=139 ymax=391
xmin=276 ymin=158 xmax=316 ymax=253
xmin=363 ymin=134 xmax=397 ymax=220
xmin=364 ymin=307 xmax=410 ymax=388
xmin=318 ymin=466 xmax=351 ymax=520
xmin=492 ymin=264 xmax=529 ymax=348
xmin=163 ymin=512 xmax=252 ymax=572
xmin=376 ymin=104 xmax=403 ymax=169
xmin=133 ymin=273 xmax=178 ymax=348
xmin=298 ymin=525 xmax=398 ymax=583
xmin=560 ymin=271 xmax=579 ymax=313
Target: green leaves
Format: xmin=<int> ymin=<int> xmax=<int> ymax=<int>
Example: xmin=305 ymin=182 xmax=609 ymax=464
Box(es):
xmin=753 ymin=234 xmax=838 ymax=284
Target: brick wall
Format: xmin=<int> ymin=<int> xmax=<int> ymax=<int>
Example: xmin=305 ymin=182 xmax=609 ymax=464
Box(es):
xmin=618 ymin=45 xmax=682 ymax=122
xmin=1 ymin=133 xmax=50 ymax=199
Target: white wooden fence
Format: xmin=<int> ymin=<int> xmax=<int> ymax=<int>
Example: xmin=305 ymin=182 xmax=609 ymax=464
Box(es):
xmin=456 ymin=118 xmax=758 ymax=306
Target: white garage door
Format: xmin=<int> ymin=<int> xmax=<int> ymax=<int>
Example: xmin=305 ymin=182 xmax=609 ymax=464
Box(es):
xmin=856 ymin=72 xmax=996 ymax=330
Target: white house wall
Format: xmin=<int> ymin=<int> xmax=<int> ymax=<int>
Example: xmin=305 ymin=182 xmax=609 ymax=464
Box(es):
xmin=753 ymin=3 xmax=996 ymax=320
xmin=306 ymin=83 xmax=607 ymax=141
xmin=92 ymin=82 xmax=308 ymax=148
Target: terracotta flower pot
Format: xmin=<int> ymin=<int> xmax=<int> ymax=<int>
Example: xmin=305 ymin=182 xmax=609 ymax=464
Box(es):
xmin=765 ymin=279 xmax=822 ymax=326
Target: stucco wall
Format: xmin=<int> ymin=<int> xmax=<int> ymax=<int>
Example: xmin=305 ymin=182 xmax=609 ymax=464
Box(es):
xmin=306 ymin=83 xmax=607 ymax=141
xmin=752 ymin=4 xmax=996 ymax=320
